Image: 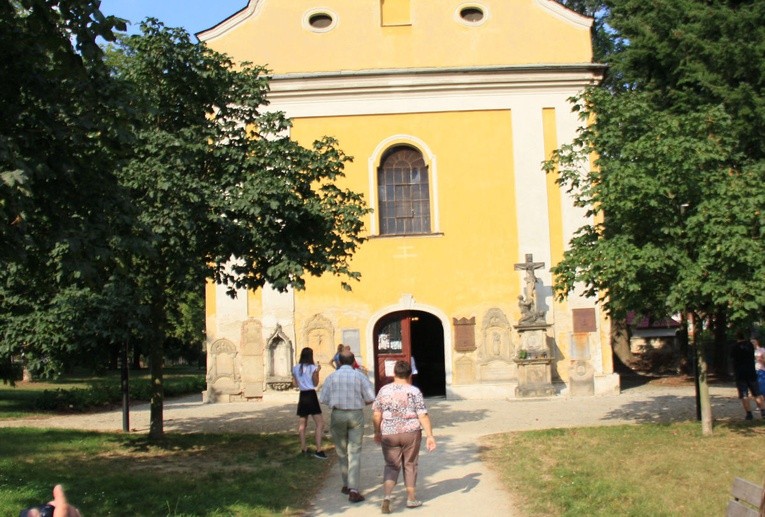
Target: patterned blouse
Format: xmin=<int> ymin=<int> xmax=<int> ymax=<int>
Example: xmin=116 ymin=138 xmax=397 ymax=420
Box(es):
xmin=372 ymin=382 xmax=428 ymax=435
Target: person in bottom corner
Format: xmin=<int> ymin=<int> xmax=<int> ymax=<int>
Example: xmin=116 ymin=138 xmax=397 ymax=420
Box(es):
xmin=730 ymin=331 xmax=765 ymax=420
xmin=292 ymin=347 xmax=328 ymax=459
xmin=373 ymin=359 xmax=436 ymax=514
xmin=319 ymin=350 xmax=376 ymax=503
xmin=20 ymin=484 xmax=81 ymax=517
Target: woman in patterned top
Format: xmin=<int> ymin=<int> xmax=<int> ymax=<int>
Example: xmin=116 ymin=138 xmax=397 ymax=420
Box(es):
xmin=373 ymin=359 xmax=436 ymax=514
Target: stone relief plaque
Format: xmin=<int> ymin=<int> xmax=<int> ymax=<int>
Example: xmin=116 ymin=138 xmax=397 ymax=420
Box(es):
xmin=240 ymin=319 xmax=263 ymax=357
xmin=454 ymin=356 xmax=476 ymax=384
xmin=480 ymin=308 xmax=513 ymax=361
xmin=206 ymin=339 xmax=241 ymax=399
xmin=303 ymin=314 xmax=335 ymax=366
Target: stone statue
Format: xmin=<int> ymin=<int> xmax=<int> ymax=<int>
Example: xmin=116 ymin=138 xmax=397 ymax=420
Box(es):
xmin=514 ymin=254 xmax=546 ymax=326
xmin=518 ymin=295 xmax=545 ymax=325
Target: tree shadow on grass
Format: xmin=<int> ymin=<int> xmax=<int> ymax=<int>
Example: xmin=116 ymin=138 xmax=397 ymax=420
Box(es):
xmin=600 ymin=392 xmax=750 ymax=427
xmin=163 ymin=399 xmax=300 ymax=434
xmin=0 ymin=427 xmax=329 ymax=516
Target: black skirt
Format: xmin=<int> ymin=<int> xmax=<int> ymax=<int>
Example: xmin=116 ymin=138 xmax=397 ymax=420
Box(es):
xmin=296 ymin=389 xmax=322 ymax=417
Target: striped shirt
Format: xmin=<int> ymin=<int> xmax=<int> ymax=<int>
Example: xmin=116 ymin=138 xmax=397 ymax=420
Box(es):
xmin=319 ymin=365 xmax=375 ymax=410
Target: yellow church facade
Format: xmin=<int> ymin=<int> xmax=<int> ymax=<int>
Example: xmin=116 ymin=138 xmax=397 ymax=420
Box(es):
xmin=201 ymin=0 xmax=619 ymax=401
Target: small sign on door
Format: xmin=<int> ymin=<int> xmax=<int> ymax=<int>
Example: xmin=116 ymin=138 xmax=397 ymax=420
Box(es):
xmin=384 ymin=360 xmax=397 ymax=377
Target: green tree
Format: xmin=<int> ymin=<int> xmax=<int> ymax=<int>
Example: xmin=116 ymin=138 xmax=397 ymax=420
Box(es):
xmin=546 ymin=0 xmax=765 ymax=434
xmin=0 ymin=0 xmax=135 ymax=380
xmin=111 ymin=20 xmax=369 ymax=438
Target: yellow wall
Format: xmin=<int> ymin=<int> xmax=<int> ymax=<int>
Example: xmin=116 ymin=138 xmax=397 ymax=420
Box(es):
xmin=202 ymin=0 xmax=592 ymax=73
xmin=381 ymin=0 xmax=411 ymax=26
xmin=200 ymin=0 xmax=617 ymax=393
xmin=288 ymin=110 xmax=518 ymax=352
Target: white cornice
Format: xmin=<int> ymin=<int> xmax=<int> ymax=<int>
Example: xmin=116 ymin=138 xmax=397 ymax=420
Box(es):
xmin=268 ymin=64 xmax=604 ymax=99
xmin=534 ymin=0 xmax=593 ymax=29
xmin=263 ymin=64 xmax=604 ymax=119
xmin=197 ymin=0 xmax=262 ymax=42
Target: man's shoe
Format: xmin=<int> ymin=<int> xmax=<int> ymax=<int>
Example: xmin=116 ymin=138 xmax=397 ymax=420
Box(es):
xmin=314 ymin=450 xmax=328 ymax=459
xmin=381 ymin=499 xmax=391 ymax=514
xmin=341 ymin=486 xmax=350 ymax=495
xmin=746 ymin=412 xmax=754 ymax=420
xmin=348 ymin=491 xmax=365 ymax=503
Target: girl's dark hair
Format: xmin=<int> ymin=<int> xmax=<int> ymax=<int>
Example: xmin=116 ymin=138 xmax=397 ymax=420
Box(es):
xmin=298 ymin=347 xmax=314 ymax=374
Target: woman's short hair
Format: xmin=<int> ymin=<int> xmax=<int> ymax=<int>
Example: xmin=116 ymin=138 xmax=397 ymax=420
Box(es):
xmin=394 ymin=359 xmax=412 ymax=379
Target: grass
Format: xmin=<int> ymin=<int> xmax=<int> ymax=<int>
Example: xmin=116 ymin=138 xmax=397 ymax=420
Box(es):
xmin=483 ymin=421 xmax=765 ymax=517
xmin=0 ymin=428 xmax=329 ymax=516
xmin=0 ymin=368 xmax=205 ymax=418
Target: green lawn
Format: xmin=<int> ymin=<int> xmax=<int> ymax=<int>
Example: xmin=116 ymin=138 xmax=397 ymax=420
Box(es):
xmin=483 ymin=421 xmax=765 ymax=516
xmin=0 ymin=428 xmax=329 ymax=516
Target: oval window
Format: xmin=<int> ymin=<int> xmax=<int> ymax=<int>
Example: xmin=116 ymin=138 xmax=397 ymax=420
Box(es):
xmin=460 ymin=7 xmax=484 ymax=23
xmin=309 ymin=13 xmax=333 ymax=29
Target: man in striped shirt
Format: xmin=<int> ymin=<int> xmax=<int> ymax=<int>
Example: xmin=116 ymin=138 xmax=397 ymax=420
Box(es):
xmin=319 ymin=351 xmax=376 ymax=502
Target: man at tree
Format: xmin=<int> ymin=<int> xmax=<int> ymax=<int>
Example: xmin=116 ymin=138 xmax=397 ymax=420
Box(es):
xmin=730 ymin=331 xmax=765 ymax=420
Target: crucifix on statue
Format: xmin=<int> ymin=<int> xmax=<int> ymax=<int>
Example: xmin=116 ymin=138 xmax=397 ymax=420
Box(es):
xmin=514 ymin=253 xmax=545 ymax=302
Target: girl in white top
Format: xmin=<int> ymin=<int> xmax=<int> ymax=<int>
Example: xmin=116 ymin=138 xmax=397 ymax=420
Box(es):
xmin=292 ymin=347 xmax=327 ymax=458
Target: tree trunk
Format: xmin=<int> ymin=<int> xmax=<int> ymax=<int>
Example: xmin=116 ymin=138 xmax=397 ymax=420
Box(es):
xmin=611 ymin=317 xmax=635 ymax=366
xmin=148 ymin=296 xmax=167 ymax=440
xmin=149 ymin=338 xmax=164 ymax=439
xmin=712 ymin=308 xmax=728 ymax=376
xmin=691 ymin=313 xmax=713 ymax=435
xmin=697 ymin=343 xmax=713 ymax=435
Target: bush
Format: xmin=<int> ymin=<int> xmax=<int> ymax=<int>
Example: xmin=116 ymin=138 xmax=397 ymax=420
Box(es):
xmin=32 ymin=375 xmax=206 ymax=412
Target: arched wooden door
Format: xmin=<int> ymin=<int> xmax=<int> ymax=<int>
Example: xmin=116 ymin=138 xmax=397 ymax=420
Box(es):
xmin=373 ymin=311 xmax=411 ymax=392
xmin=373 ymin=310 xmax=446 ymax=396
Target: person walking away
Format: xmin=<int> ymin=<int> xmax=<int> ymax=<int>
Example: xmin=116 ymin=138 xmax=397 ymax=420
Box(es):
xmin=373 ymin=359 xmax=436 ymax=514
xmin=292 ymin=347 xmax=327 ymax=458
xmin=753 ymin=337 xmax=765 ymax=400
xmin=341 ymin=344 xmax=368 ymax=373
xmin=331 ymin=344 xmax=344 ymax=369
xmin=730 ymin=332 xmax=765 ymax=420
xmin=319 ymin=351 xmax=376 ymax=502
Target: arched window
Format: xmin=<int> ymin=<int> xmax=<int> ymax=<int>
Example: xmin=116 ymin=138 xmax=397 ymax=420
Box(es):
xmin=377 ymin=146 xmax=431 ymax=235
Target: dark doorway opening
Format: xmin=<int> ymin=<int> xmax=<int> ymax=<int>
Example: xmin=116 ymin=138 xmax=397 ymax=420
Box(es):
xmin=410 ymin=312 xmax=446 ymax=397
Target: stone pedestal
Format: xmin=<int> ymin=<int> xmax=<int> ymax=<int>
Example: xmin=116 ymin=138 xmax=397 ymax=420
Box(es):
xmin=514 ymin=357 xmax=556 ymax=397
xmin=514 ymin=324 xmax=555 ymax=397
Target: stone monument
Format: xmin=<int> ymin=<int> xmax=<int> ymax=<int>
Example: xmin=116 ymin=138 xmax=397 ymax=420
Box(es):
xmin=513 ymin=254 xmax=556 ymax=397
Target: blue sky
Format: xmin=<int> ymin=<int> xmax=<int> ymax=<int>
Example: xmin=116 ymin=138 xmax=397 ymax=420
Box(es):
xmin=99 ymin=0 xmax=248 ymax=37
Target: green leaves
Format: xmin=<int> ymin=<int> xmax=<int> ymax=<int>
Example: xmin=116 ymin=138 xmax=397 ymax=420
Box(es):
xmin=0 ymin=11 xmax=368 ymax=419
xmin=548 ymin=0 xmax=765 ymax=325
